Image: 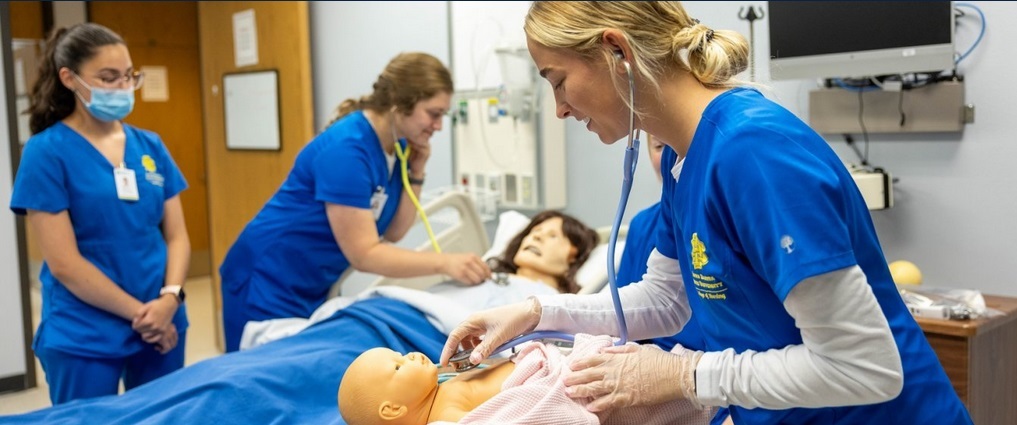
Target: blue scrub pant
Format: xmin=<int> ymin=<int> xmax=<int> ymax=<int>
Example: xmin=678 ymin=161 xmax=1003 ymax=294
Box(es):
xmin=36 ymin=332 xmax=186 ymax=405
xmin=220 ymin=284 xmax=246 ymax=353
xmin=221 ymin=279 xmax=252 ymax=353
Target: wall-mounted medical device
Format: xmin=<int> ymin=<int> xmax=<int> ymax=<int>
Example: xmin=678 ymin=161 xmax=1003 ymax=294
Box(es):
xmin=451 ymin=86 xmax=566 ymax=212
xmin=847 ymin=164 xmax=893 ymax=210
xmin=450 ymin=44 xmax=566 ymax=213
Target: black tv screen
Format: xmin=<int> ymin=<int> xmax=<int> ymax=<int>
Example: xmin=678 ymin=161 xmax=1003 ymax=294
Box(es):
xmin=768 ymin=2 xmax=955 ymax=80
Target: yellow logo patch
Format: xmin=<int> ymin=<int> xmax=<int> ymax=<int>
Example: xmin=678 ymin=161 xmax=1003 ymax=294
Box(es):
xmin=691 ymin=233 xmax=708 ymax=270
xmin=142 ymin=155 xmax=157 ymax=173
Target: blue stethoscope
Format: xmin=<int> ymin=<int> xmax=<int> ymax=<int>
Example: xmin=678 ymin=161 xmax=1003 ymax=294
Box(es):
xmin=449 ymin=56 xmax=640 ymax=372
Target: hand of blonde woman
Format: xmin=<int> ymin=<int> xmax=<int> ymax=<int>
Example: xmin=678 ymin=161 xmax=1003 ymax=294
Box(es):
xmin=564 ymin=343 xmax=703 ymax=413
xmin=441 ymin=252 xmax=491 ymax=285
xmin=440 ymin=297 xmax=542 ymax=367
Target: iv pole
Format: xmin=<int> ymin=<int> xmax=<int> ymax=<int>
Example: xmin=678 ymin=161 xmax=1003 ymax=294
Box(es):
xmin=738 ymin=5 xmax=765 ymax=82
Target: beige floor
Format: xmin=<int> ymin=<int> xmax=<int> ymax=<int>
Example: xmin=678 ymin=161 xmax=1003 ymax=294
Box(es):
xmin=0 ymin=275 xmax=223 ymax=416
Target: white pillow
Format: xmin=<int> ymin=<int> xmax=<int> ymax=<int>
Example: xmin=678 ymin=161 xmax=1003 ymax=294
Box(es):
xmin=483 ymin=210 xmax=531 ymax=260
xmin=576 ymin=241 xmax=625 ymax=293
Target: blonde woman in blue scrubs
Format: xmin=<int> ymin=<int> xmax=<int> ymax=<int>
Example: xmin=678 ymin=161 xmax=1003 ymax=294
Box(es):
xmin=443 ymin=2 xmax=972 ymax=424
xmin=10 ymin=23 xmax=189 ymax=404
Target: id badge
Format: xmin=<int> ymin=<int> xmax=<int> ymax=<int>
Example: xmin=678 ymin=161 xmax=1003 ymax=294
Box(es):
xmin=114 ymin=167 xmax=140 ymax=201
xmin=369 ymin=186 xmax=388 ymax=220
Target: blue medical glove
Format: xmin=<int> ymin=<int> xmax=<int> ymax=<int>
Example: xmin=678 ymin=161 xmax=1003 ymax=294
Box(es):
xmin=564 ymin=343 xmax=703 ymax=413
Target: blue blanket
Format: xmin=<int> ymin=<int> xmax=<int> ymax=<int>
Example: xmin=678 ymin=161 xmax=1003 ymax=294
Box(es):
xmin=1 ymin=297 xmax=446 ymax=425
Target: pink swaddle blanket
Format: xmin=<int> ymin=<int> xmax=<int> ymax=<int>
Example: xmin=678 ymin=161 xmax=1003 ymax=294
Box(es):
xmin=440 ymin=334 xmax=713 ymax=425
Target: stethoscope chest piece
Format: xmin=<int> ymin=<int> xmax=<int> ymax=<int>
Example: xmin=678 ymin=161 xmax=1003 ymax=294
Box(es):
xmin=449 ymin=349 xmax=479 ymax=372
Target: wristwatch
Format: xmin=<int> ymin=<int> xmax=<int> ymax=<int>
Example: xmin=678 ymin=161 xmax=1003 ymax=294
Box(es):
xmin=160 ymin=285 xmax=186 ymax=304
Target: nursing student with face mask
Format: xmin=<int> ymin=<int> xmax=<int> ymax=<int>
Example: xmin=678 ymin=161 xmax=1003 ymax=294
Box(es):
xmin=10 ymin=23 xmax=190 ymax=404
xmin=218 ymin=52 xmax=491 ymax=352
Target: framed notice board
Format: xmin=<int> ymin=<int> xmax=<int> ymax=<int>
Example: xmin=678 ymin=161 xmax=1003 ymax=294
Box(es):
xmin=223 ymin=69 xmax=280 ymax=150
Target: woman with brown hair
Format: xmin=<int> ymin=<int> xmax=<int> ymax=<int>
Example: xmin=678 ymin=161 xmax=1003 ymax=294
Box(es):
xmin=10 ymin=22 xmax=190 ymax=404
xmin=219 ymin=52 xmax=490 ymax=352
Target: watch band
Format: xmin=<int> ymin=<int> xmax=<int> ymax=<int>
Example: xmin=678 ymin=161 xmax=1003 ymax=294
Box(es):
xmin=160 ymin=285 xmax=186 ymax=303
xmin=408 ymin=176 xmax=425 ymax=186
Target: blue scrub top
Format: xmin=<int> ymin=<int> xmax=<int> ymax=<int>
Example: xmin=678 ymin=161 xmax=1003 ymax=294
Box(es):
xmin=219 ymin=111 xmax=405 ymax=319
xmin=617 ymin=201 xmax=706 ymax=352
xmin=656 ymin=88 xmax=970 ymax=424
xmin=10 ymin=122 xmax=189 ymax=358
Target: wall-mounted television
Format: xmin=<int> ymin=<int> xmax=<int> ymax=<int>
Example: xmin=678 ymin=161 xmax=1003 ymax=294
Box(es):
xmin=768 ymin=2 xmax=955 ymax=80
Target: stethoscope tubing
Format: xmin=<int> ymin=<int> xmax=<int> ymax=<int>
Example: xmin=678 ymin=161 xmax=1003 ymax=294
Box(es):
xmin=481 ymin=59 xmax=639 ymax=358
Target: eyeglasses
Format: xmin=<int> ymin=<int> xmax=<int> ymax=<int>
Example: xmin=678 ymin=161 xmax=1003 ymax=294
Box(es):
xmin=90 ymin=70 xmax=145 ymax=90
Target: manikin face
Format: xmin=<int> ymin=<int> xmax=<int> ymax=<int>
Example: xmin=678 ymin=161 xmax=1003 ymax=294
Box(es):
xmin=527 ymin=36 xmax=629 ymax=145
xmin=60 ymin=43 xmax=136 ymax=105
xmin=341 ymin=347 xmax=438 ymax=423
xmin=513 ymin=217 xmax=577 ymax=278
xmin=394 ymin=92 xmax=451 ymax=148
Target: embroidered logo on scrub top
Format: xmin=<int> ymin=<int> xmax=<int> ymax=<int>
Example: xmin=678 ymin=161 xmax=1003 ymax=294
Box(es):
xmin=780 ymin=235 xmax=795 ymax=254
xmin=690 ymin=232 xmax=727 ymax=300
xmin=690 ymin=233 xmax=709 ymax=270
xmin=142 ymin=154 xmax=164 ymax=187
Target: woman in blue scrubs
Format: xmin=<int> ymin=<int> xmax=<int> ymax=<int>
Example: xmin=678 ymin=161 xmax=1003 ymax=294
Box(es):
xmin=219 ymin=52 xmax=491 ymax=352
xmin=10 ymin=23 xmax=190 ymax=404
xmin=442 ymin=2 xmax=972 ymax=424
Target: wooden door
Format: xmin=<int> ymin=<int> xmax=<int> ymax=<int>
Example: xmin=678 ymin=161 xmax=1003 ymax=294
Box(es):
xmin=198 ymin=1 xmax=314 ymax=350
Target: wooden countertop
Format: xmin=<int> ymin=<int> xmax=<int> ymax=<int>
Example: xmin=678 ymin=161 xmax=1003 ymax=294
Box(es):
xmin=914 ymin=294 xmax=1017 ymax=337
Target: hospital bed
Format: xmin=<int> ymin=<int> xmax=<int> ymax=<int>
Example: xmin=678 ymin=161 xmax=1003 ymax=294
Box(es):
xmin=337 ymin=189 xmax=626 ymax=296
xmin=2 ymin=191 xmax=628 ymax=425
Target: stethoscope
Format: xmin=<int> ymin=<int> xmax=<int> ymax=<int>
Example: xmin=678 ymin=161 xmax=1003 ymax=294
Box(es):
xmin=450 ymin=52 xmax=640 ymax=372
xmin=393 ymin=126 xmax=442 ymax=253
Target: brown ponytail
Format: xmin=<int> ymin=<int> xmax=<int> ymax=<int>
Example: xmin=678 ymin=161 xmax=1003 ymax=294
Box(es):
xmin=326 ymin=52 xmax=452 ymax=128
xmin=28 ymin=23 xmax=124 ymax=134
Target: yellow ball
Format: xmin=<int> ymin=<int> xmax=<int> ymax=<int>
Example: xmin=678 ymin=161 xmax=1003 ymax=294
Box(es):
xmin=888 ymin=260 xmax=922 ymax=285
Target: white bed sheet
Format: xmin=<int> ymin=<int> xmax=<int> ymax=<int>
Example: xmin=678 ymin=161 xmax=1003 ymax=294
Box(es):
xmin=241 ymin=276 xmax=559 ymax=350
xmin=252 ymin=191 xmax=628 ymax=349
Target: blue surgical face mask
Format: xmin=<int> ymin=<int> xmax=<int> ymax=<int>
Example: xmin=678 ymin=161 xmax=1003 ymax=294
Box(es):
xmin=73 ymin=73 xmax=135 ymax=122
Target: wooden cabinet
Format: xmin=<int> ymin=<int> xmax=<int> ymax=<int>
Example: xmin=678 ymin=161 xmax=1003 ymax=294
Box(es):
xmin=916 ymin=295 xmax=1017 ymax=425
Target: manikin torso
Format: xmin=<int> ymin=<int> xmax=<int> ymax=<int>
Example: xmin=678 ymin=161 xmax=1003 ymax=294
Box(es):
xmin=428 ymin=360 xmax=517 ymax=423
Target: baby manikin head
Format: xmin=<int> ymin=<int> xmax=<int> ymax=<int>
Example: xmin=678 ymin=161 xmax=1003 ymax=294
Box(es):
xmin=338 ymin=347 xmax=438 ymax=425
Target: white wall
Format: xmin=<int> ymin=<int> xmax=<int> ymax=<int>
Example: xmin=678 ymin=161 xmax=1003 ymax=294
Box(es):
xmin=309 ymin=2 xmax=1016 ymax=297
xmin=449 ymin=1 xmax=529 ymax=91
xmin=0 ymin=14 xmax=29 ymax=381
xmin=309 ymin=1 xmax=453 ymax=189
